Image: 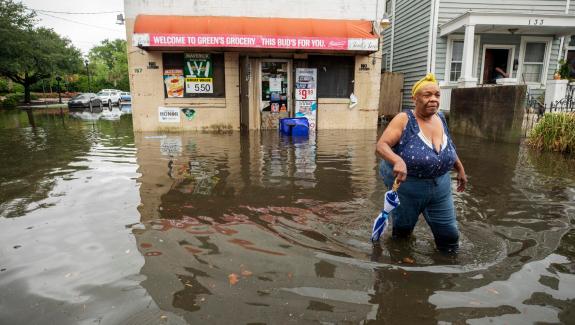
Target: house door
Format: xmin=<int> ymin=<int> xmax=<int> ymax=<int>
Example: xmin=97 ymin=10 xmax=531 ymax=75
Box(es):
xmin=260 ymin=60 xmax=290 ymax=130
xmin=481 ymin=47 xmax=514 ymax=84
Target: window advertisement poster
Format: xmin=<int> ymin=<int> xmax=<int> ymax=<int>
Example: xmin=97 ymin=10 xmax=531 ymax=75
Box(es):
xmin=164 ymin=69 xmax=184 ymax=98
xmin=295 ymin=68 xmax=317 ymax=101
xmin=295 ymin=68 xmax=317 ymax=130
xmin=184 ymin=53 xmax=213 ymax=94
xmin=295 ymin=100 xmax=317 ymax=130
xmin=269 ymin=77 xmax=282 ymax=92
xmin=159 ymin=106 xmax=181 ymax=123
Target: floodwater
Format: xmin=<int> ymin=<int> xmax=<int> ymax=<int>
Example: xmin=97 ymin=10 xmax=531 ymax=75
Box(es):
xmin=0 ymin=108 xmax=574 ymax=325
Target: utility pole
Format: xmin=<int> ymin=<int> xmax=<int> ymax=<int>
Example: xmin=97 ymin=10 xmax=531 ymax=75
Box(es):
xmin=84 ymin=59 xmax=91 ymax=92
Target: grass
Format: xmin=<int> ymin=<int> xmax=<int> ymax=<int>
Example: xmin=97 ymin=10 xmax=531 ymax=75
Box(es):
xmin=527 ymin=113 xmax=575 ymax=153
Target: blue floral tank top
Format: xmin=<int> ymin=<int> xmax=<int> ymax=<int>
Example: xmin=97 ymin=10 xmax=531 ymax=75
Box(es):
xmin=390 ymin=110 xmax=458 ymax=179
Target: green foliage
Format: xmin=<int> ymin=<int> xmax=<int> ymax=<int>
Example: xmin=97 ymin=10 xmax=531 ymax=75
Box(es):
xmin=0 ymin=78 xmax=9 ymax=93
xmin=0 ymin=0 xmax=83 ymax=103
xmin=1 ymin=93 xmax=38 ymax=107
xmin=527 ymin=113 xmax=575 ymax=154
xmin=86 ymin=39 xmax=129 ymax=91
xmin=558 ymin=59 xmax=570 ymax=80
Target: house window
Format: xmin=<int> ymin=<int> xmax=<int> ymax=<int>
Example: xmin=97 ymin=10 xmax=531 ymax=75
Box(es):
xmin=308 ymin=55 xmax=354 ymax=98
xmin=450 ymin=40 xmax=464 ymax=81
xmin=522 ymin=43 xmax=546 ymax=83
xmin=162 ymin=53 xmax=226 ymax=98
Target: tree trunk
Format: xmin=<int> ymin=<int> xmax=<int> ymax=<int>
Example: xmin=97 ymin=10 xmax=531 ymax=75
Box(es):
xmin=25 ymin=108 xmax=36 ymax=128
xmin=24 ymin=73 xmax=31 ymax=104
xmin=24 ymin=82 xmax=31 ymax=104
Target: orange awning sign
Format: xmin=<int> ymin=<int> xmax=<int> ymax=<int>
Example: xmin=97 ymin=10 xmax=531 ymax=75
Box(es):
xmin=132 ymin=16 xmax=379 ymax=52
xmin=133 ymin=33 xmax=377 ymax=51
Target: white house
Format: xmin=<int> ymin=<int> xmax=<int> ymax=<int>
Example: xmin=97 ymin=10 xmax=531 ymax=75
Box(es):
xmin=382 ymin=0 xmax=575 ymax=110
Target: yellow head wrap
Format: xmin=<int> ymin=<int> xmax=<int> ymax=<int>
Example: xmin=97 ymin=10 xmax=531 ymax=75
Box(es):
xmin=411 ymin=73 xmax=438 ymax=97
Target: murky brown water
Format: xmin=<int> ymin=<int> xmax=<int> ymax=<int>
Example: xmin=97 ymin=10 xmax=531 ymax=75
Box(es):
xmin=1 ymin=108 xmax=574 ymax=325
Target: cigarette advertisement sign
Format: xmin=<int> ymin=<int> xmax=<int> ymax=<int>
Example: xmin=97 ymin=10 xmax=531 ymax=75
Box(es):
xmin=295 ymin=68 xmax=317 ymax=101
xmin=184 ymin=53 xmax=213 ymax=94
xmin=295 ymin=68 xmax=317 ymax=130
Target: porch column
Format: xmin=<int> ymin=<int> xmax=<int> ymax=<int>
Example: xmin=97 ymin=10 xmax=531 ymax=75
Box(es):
xmin=458 ymin=24 xmax=477 ymax=88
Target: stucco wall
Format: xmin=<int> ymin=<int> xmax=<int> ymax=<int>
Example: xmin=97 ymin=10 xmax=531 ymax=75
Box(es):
xmin=315 ymin=54 xmax=381 ymax=129
xmin=450 ymin=85 xmax=527 ymax=142
xmin=126 ymin=18 xmax=241 ymax=132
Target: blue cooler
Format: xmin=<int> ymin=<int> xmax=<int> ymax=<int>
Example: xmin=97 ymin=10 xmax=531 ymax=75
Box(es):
xmin=280 ymin=118 xmax=309 ymax=136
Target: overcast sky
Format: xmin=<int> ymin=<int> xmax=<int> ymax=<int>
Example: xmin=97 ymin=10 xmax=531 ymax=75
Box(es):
xmin=20 ymin=0 xmax=126 ymax=56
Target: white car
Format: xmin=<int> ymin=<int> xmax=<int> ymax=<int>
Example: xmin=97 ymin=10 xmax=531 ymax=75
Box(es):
xmin=97 ymin=89 xmax=121 ymax=107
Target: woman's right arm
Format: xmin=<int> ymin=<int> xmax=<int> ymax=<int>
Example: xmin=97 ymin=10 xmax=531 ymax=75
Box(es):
xmin=376 ymin=113 xmax=409 ymax=183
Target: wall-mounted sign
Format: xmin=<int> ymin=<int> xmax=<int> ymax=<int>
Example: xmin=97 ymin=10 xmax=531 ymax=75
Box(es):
xmin=158 ymin=106 xmax=181 ymax=123
xmin=185 ymin=54 xmax=213 ymax=94
xmin=148 ymin=61 xmax=159 ymax=69
xmin=133 ymin=33 xmax=379 ymax=52
xmin=182 ymin=108 xmax=196 ymax=120
xmin=163 ymin=69 xmax=184 ymax=98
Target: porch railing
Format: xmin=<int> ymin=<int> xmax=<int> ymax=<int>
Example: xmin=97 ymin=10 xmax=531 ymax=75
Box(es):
xmin=523 ymin=83 xmax=575 ymax=137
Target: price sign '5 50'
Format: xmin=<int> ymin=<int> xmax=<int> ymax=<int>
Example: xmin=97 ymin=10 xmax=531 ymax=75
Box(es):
xmin=186 ymin=78 xmax=213 ymax=94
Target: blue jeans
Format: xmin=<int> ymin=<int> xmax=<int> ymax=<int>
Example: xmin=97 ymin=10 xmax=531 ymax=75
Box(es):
xmin=380 ymin=162 xmax=459 ymax=252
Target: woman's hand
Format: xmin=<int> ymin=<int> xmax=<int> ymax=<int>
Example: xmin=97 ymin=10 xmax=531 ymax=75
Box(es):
xmin=456 ymin=169 xmax=467 ymax=192
xmin=393 ymin=159 xmax=407 ymax=183
xmin=453 ymin=158 xmax=467 ymax=192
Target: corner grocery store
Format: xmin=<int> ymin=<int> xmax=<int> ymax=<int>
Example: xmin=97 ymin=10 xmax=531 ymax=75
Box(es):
xmin=126 ymin=14 xmax=384 ymax=131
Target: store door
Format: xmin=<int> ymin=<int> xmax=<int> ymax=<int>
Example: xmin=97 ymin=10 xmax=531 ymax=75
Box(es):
xmin=239 ymin=56 xmax=250 ymax=130
xmin=260 ymin=60 xmax=290 ymax=130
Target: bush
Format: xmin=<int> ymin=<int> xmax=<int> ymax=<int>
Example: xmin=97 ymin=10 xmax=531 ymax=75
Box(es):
xmin=1 ymin=95 xmax=19 ymax=108
xmin=527 ymin=113 xmax=575 ymax=153
xmin=0 ymin=93 xmax=39 ymax=108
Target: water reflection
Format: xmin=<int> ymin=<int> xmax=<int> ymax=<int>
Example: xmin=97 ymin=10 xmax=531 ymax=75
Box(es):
xmin=132 ymin=131 xmax=574 ymax=324
xmin=69 ymin=107 xmax=129 ymax=121
xmin=0 ymin=109 xmax=574 ymax=324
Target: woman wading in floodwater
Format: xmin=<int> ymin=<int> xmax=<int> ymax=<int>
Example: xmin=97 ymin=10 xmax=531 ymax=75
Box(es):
xmin=376 ymin=73 xmax=467 ymax=253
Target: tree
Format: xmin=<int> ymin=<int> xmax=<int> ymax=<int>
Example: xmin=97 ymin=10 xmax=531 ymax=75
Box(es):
xmin=0 ymin=0 xmax=83 ymax=103
xmin=88 ymin=39 xmax=129 ymax=90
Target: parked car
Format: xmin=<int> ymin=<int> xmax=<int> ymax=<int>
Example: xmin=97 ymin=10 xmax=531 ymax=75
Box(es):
xmin=97 ymin=89 xmax=121 ymax=107
xmin=67 ymin=93 xmax=103 ymax=112
xmin=118 ymin=92 xmax=131 ymax=106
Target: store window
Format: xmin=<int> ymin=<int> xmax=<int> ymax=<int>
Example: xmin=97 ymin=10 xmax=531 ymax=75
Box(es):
xmin=449 ymin=40 xmax=464 ymax=81
xmin=522 ymin=43 xmax=546 ymax=83
xmin=162 ymin=53 xmax=225 ymax=98
xmin=308 ymin=55 xmax=354 ymax=98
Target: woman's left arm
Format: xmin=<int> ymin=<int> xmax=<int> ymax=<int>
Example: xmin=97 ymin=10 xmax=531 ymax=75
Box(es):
xmin=453 ymin=158 xmax=467 ymax=192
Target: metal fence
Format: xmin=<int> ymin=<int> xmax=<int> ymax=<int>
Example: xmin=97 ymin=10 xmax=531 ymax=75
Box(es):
xmin=523 ymin=83 xmax=575 ymax=137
